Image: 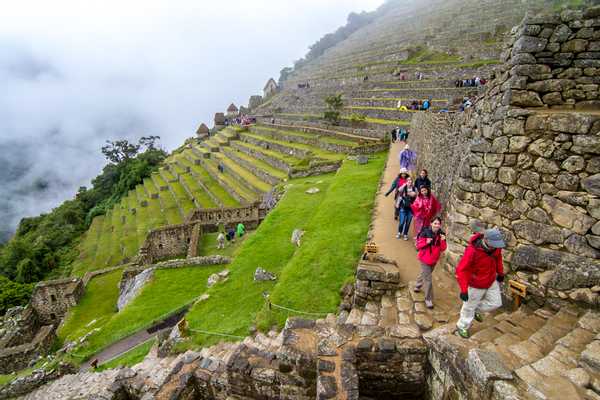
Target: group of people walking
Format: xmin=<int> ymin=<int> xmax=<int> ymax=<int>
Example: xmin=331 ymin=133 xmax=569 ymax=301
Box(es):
xmin=385 ymin=141 xmax=505 ymax=338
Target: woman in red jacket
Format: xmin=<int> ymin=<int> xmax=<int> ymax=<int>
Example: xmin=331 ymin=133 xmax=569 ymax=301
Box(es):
xmin=414 ymin=217 xmax=447 ymax=308
xmin=455 ymin=228 xmax=505 ymax=338
xmin=411 ymin=186 xmax=441 ymax=237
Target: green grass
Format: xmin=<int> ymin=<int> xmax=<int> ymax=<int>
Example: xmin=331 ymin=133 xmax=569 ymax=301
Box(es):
xmin=58 ymin=268 xmax=123 ymax=343
xmin=198 ymin=231 xmax=251 ymax=258
xmin=70 ymin=265 xmax=224 ymax=361
xmin=185 ymin=153 xmax=386 ymax=346
xmin=97 ymin=338 xmax=155 ymax=371
xmin=242 ymin=131 xmax=345 ymax=162
xmin=225 ymin=148 xmax=288 ymax=180
xmin=0 ymin=368 xmax=34 ymax=387
xmin=212 ymin=153 xmax=272 ymax=193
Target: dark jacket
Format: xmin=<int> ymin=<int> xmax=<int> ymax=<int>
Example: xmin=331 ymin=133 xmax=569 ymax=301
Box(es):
xmin=415 ymin=176 xmax=431 ymax=190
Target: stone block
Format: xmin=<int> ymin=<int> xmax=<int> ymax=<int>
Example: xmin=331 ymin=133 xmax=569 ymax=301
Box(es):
xmin=517 ymin=170 xmax=540 ymax=189
xmin=541 ymin=194 xmax=595 ymax=234
xmin=466 ymin=348 xmax=513 ymax=390
xmin=513 ymin=35 xmax=548 ymax=53
xmin=512 ymin=220 xmax=563 ymax=244
xmin=508 ymin=90 xmax=544 ymax=107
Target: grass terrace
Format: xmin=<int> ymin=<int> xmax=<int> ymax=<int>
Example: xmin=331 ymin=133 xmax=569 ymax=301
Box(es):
xmin=185 ymin=152 xmax=387 ymax=346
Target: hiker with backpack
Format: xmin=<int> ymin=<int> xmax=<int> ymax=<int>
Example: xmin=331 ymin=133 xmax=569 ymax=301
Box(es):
xmin=455 ymin=228 xmax=505 ymax=338
xmin=414 ymin=169 xmax=432 ymax=190
xmin=414 ymin=217 xmax=446 ymax=308
xmin=411 ymin=185 xmax=441 ymax=236
xmin=384 ymin=168 xmax=410 ymax=220
xmin=395 ymin=176 xmax=417 ymax=240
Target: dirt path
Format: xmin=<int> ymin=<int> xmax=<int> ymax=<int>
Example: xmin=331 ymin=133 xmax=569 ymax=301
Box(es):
xmin=371 ymin=140 xmax=461 ymax=314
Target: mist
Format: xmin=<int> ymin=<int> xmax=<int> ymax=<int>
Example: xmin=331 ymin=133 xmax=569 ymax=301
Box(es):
xmin=0 ymin=0 xmax=383 ymax=241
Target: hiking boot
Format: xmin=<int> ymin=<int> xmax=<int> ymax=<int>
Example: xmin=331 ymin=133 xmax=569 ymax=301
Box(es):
xmin=456 ymin=327 xmax=470 ymax=339
xmin=413 ymin=286 xmax=422 ymax=293
xmin=474 ymin=311 xmax=483 ymax=323
xmin=396 ymin=233 xmax=401 ymax=239
xmin=425 ymin=300 xmax=434 ymax=309
xmin=403 ymin=235 xmax=409 ymax=241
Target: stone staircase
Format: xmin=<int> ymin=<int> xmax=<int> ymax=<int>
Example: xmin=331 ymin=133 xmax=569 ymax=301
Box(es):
xmin=424 ymin=305 xmax=600 ymax=399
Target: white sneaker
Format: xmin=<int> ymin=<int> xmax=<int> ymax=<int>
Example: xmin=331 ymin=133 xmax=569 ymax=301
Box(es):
xmin=396 ymin=233 xmax=401 ymax=239
xmin=403 ymin=235 xmax=409 ymax=241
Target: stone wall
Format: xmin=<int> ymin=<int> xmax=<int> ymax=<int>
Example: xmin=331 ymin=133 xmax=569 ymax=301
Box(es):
xmin=138 ymin=223 xmax=199 ymax=265
xmin=30 ymin=278 xmax=84 ymax=325
xmin=0 ymin=325 xmax=55 ymax=374
xmin=409 ymin=8 xmax=600 ymax=307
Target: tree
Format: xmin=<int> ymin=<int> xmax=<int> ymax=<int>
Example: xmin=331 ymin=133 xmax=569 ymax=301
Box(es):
xmin=102 ymin=139 xmax=140 ymax=164
xmin=278 ymin=67 xmax=293 ymax=86
xmin=0 ymin=276 xmax=33 ymax=315
xmin=138 ymin=135 xmax=161 ymax=151
xmin=323 ymin=94 xmax=344 ymax=125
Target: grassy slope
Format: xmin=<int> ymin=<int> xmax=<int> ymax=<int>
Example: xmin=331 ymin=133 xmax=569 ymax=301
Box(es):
xmin=58 ymin=268 xmax=123 ymax=343
xmin=65 ymin=265 xmax=224 ymax=360
xmin=186 ymin=153 xmax=386 ymax=345
xmin=258 ymin=152 xmax=385 ymax=328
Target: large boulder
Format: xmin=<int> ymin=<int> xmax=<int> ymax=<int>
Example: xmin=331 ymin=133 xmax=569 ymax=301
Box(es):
xmin=118 ymin=268 xmax=155 ymax=311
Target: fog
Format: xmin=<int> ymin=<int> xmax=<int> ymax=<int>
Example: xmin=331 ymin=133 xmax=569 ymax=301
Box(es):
xmin=0 ymin=0 xmax=382 ymax=241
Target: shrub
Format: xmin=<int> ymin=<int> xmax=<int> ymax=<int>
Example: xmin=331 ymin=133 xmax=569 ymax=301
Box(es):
xmin=323 ymin=94 xmax=344 ymax=125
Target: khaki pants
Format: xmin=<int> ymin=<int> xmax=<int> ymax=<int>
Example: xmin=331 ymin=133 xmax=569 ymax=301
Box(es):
xmin=416 ymin=263 xmax=434 ymax=303
xmin=456 ymin=281 xmax=502 ymax=330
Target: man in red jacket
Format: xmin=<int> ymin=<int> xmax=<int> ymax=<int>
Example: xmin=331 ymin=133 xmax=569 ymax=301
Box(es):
xmin=455 ymin=228 xmax=505 ymax=338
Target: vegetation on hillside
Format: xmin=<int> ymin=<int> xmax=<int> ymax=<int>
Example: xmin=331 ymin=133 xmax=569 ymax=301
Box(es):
xmin=0 ymin=137 xmax=166 ymax=313
xmin=323 ymin=94 xmax=344 ymax=125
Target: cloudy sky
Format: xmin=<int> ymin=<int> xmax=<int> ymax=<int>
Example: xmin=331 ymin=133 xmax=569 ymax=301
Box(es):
xmin=0 ymin=0 xmax=383 ymax=240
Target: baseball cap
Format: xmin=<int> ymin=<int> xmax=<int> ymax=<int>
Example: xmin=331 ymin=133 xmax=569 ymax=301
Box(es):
xmin=484 ymin=228 xmax=506 ymax=249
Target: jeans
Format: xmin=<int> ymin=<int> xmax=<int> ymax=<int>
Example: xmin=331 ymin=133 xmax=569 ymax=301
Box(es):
xmin=456 ymin=281 xmax=503 ymax=330
xmin=398 ymin=208 xmax=413 ymax=235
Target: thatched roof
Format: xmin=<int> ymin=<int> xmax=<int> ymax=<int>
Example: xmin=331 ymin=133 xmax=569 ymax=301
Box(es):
xmin=263 ymin=78 xmax=277 ymax=91
xmin=196 ymin=123 xmax=209 ymax=134
xmin=227 ymin=103 xmax=238 ymax=112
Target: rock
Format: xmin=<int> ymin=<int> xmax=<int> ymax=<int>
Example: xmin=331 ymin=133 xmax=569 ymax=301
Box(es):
xmin=253 ymin=267 xmax=276 ymax=282
xmin=550 ymin=24 xmax=572 ymax=43
xmin=357 ymin=154 xmax=369 ymax=165
xmin=588 ymin=199 xmax=600 ymax=219
xmin=556 ymin=173 xmax=580 ymax=191
xmin=509 ymin=90 xmax=543 ymax=107
xmin=528 ymin=138 xmax=556 ymax=158
xmin=306 ymin=187 xmax=320 ymax=194
xmin=517 ymin=171 xmax=540 ymax=189
xmin=513 ymin=35 xmax=548 ymax=53
xmin=563 ymin=368 xmax=591 ymax=388
xmin=414 ymin=313 xmax=433 ymax=331
xmin=466 ymin=349 xmax=513 ymax=389
xmin=562 ymin=156 xmax=586 ymax=172
xmin=564 ymin=234 xmax=600 ymax=258
xmin=562 ymin=39 xmax=588 ymax=52
xmin=526 ymin=208 xmax=552 ymax=224
xmin=509 ymin=136 xmax=531 ymax=153
xmin=207 ymin=270 xmax=229 ymax=287
xmin=512 ymin=220 xmax=562 ymax=245
xmin=118 ymin=268 xmax=154 ymax=311
xmin=317 ymin=375 xmax=337 ymax=399
xmin=582 ymin=341 xmax=600 ymax=371
xmin=573 ymin=136 xmax=600 ymax=154
xmin=291 ymin=229 xmax=304 ymax=247
xmin=390 ymin=324 xmax=420 ymax=339
xmin=541 ymin=195 xmax=595 ymax=234
xmin=512 ymin=245 xmax=600 ymax=289
xmin=588 ymin=235 xmax=600 ymax=250
xmin=582 ymin=174 xmax=600 ymax=196
xmin=533 ymin=157 xmax=560 ymax=174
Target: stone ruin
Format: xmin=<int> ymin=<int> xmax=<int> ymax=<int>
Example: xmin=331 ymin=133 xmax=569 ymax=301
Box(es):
xmin=0 ymin=278 xmax=83 ymax=374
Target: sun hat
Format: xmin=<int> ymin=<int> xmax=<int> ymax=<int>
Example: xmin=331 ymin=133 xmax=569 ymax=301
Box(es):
xmin=484 ymin=228 xmax=506 ymax=249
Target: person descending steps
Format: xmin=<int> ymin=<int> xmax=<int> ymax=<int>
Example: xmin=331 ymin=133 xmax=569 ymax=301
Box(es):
xmin=414 ymin=217 xmax=446 ymax=309
xmin=455 ymin=228 xmax=505 ymax=339
xmin=385 ymin=168 xmax=410 ymax=220
xmin=411 ymin=185 xmax=441 ymax=237
xmin=395 ymin=176 xmax=417 ymax=240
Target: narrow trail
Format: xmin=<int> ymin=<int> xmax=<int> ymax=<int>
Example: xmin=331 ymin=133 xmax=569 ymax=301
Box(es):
xmin=371 ymin=140 xmax=461 ymax=316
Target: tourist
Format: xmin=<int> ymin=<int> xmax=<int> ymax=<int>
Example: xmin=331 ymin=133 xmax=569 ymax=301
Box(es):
xmin=385 ymin=168 xmax=410 ymax=220
xmin=399 ymin=128 xmax=409 ymax=142
xmin=398 ymin=144 xmax=417 ymax=172
xmin=236 ymin=222 xmax=246 ymax=238
xmin=399 ymin=104 xmax=408 ymax=112
xmin=218 ymin=163 xmax=225 ymax=173
xmin=395 ymin=176 xmax=417 ymax=240
xmin=390 ymin=127 xmax=398 ymax=142
xmin=411 ymin=186 xmax=441 ymax=235
xmin=414 ymin=217 xmax=446 ymax=308
xmin=455 ymin=228 xmax=505 ymax=338
xmin=414 ymin=169 xmax=431 ymax=190
xmin=226 ymin=228 xmax=236 ymax=242
xmin=397 ymin=99 xmax=402 ymax=109
xmin=217 ymin=232 xmax=225 ymax=249
xmin=422 ymin=99 xmax=430 ymax=111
